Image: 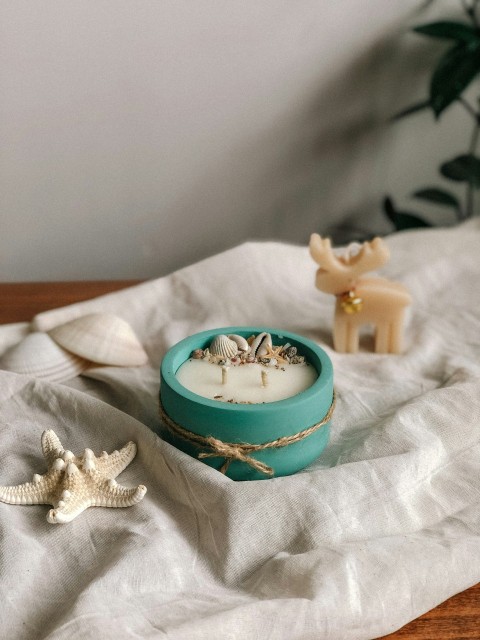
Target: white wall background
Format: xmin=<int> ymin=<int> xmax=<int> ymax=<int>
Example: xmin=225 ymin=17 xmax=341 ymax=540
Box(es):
xmin=0 ymin=0 xmax=468 ymax=281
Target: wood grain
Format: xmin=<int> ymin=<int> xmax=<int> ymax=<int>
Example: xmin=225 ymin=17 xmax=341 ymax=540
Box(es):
xmin=0 ymin=281 xmax=140 ymax=324
xmin=0 ymin=280 xmax=478 ymax=639
xmin=377 ymin=582 xmax=480 ymax=639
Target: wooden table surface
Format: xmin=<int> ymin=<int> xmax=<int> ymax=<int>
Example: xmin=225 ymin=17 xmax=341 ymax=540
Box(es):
xmin=0 ymin=280 xmax=478 ymax=640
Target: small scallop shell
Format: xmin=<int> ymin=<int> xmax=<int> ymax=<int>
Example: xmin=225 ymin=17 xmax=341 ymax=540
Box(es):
xmin=209 ymin=334 xmax=238 ymax=358
xmin=250 ymin=332 xmax=273 ymax=357
xmin=227 ymin=334 xmax=249 ymax=352
xmin=48 ymin=313 xmax=148 ymax=367
xmin=0 ymin=332 xmax=89 ymax=382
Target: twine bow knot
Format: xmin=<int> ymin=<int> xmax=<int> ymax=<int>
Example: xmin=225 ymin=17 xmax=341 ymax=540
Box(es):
xmin=199 ymin=437 xmax=274 ymax=476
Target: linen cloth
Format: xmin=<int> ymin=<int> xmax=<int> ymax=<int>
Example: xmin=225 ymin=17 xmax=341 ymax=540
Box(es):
xmin=1 ymin=221 xmax=480 ymax=640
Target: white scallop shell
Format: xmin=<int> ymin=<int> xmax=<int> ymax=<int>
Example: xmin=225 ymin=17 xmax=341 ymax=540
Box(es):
xmin=209 ymin=334 xmax=238 ymax=358
xmin=0 ymin=332 xmax=89 ymax=382
xmin=227 ymin=334 xmax=249 ymax=352
xmin=48 ymin=313 xmax=148 ymax=367
xmin=250 ymin=332 xmax=272 ymax=357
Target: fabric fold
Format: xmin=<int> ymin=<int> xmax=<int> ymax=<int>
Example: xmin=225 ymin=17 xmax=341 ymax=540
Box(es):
xmin=0 ymin=220 xmax=479 ymax=639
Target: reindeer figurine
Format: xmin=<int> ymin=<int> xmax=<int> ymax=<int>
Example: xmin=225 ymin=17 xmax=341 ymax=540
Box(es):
xmin=309 ymin=234 xmax=411 ymax=354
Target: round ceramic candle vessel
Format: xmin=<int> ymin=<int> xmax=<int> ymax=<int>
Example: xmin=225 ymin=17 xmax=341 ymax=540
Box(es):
xmin=159 ymin=327 xmax=334 ymax=481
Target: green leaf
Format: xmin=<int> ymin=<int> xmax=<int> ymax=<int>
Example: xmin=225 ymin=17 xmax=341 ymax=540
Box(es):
xmin=383 ymin=197 xmax=432 ymax=231
xmin=440 ymin=154 xmax=480 ymax=186
xmin=391 ymin=99 xmax=431 ymax=121
xmin=411 ymin=187 xmax=460 ymax=208
xmin=414 ymin=21 xmax=480 ymax=43
xmin=391 ymin=212 xmax=432 ymax=230
xmin=383 ymin=196 xmax=397 ymax=224
xmin=430 ymin=42 xmax=480 ymax=117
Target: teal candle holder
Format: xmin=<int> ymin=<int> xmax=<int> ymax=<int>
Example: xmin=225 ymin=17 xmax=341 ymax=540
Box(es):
xmin=159 ymin=327 xmax=334 ymax=481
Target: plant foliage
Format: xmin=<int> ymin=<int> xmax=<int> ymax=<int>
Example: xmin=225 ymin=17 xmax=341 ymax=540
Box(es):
xmin=384 ymin=1 xmax=480 ymax=230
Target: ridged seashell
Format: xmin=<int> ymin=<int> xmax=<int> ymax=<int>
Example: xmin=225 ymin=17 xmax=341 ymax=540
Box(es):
xmin=48 ymin=313 xmax=148 ymax=367
xmin=250 ymin=332 xmax=272 ymax=357
xmin=0 ymin=332 xmax=90 ymax=382
xmin=209 ymin=334 xmax=238 ymax=358
xmin=227 ymin=334 xmax=249 ymax=352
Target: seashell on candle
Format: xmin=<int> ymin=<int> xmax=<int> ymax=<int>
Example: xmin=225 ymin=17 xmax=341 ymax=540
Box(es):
xmin=208 ymin=334 xmax=238 ymax=359
xmin=249 ymin=332 xmax=273 ymax=357
xmin=227 ymin=334 xmax=249 ymax=352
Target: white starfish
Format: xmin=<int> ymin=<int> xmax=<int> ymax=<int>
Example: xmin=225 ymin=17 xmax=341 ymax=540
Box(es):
xmin=0 ymin=430 xmax=147 ymax=524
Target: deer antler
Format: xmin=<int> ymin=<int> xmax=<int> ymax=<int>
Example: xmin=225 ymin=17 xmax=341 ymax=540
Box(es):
xmin=348 ymin=237 xmax=390 ymax=276
xmin=310 ymin=234 xmax=390 ymax=277
xmin=309 ymin=234 xmax=343 ymax=272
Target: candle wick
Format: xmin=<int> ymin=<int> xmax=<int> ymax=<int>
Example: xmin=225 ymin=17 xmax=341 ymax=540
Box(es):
xmin=221 ymin=366 xmax=229 ymax=385
xmin=261 ymin=369 xmax=268 ymax=388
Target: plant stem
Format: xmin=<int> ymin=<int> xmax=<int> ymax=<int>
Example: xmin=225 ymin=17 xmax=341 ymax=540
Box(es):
xmin=474 ymin=0 xmax=480 ymax=27
xmin=459 ymin=0 xmax=480 ymax=218
xmin=459 ymin=97 xmax=478 ymax=120
xmin=462 ymin=0 xmax=480 ymax=27
xmin=466 ymin=115 xmax=480 ymax=218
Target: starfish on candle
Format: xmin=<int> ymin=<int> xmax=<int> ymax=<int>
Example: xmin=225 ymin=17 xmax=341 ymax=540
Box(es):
xmin=0 ymin=430 xmax=147 ymax=524
xmin=260 ymin=344 xmax=289 ymax=364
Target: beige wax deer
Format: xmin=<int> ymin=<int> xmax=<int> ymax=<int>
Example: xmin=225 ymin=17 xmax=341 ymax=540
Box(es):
xmin=309 ymin=234 xmax=411 ymax=354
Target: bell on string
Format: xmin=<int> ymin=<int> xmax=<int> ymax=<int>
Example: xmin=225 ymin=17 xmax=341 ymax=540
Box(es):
xmin=340 ymin=291 xmax=363 ymax=314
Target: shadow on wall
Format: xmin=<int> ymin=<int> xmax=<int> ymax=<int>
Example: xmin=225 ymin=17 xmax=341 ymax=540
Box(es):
xmin=264 ymin=24 xmax=464 ymax=245
xmin=0 ymin=0 xmax=464 ymax=281
xmin=151 ymin=13 xmax=456 ymax=280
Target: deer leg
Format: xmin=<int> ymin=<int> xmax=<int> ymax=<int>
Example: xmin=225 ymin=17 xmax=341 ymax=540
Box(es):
xmin=375 ymin=323 xmax=389 ymax=354
xmin=346 ymin=323 xmax=359 ymax=353
xmin=333 ymin=317 xmax=348 ymax=352
xmin=389 ymin=318 xmax=404 ymax=354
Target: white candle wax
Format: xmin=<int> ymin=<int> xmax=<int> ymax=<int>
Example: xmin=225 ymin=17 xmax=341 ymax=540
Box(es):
xmin=176 ymin=359 xmax=318 ymax=404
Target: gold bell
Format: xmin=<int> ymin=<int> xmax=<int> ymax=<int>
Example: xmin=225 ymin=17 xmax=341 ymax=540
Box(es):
xmin=340 ymin=291 xmax=363 ymax=314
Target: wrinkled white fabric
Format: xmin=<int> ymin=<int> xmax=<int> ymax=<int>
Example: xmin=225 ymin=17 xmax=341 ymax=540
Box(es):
xmin=1 ymin=221 xmax=480 ymax=640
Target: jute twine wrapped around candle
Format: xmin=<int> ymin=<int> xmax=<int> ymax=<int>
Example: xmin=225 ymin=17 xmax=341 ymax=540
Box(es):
xmin=158 ymin=391 xmax=336 ymax=477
